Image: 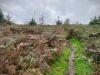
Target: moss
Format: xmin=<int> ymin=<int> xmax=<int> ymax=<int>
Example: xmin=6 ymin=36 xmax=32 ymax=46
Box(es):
xmin=45 ymin=37 xmax=92 ymax=75
xmin=70 ymin=37 xmax=92 ymax=75
xmin=45 ymin=46 xmax=70 ymax=75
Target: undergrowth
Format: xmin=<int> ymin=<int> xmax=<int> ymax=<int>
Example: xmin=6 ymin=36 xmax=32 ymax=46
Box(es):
xmin=70 ymin=37 xmax=92 ymax=75
xmin=45 ymin=46 xmax=70 ymax=75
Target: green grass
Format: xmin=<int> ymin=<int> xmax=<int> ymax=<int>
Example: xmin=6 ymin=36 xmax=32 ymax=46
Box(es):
xmin=45 ymin=37 xmax=92 ymax=75
xmin=70 ymin=37 xmax=92 ymax=75
xmin=45 ymin=46 xmax=70 ymax=75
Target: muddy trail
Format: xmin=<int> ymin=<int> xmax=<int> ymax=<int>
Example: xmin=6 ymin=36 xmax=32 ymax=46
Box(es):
xmin=65 ymin=40 xmax=75 ymax=75
xmin=45 ymin=37 xmax=92 ymax=75
xmin=64 ymin=37 xmax=92 ymax=75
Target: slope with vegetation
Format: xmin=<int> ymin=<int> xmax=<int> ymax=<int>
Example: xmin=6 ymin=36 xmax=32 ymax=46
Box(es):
xmin=0 ymin=25 xmax=100 ymax=75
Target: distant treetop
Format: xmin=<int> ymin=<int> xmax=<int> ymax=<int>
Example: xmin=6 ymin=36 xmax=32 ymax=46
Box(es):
xmin=89 ymin=15 xmax=100 ymax=25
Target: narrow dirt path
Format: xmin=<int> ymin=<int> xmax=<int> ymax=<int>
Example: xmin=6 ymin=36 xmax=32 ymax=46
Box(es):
xmin=65 ymin=40 xmax=75 ymax=75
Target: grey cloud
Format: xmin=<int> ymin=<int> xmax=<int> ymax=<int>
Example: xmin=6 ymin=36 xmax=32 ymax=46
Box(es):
xmin=0 ymin=0 xmax=100 ymax=24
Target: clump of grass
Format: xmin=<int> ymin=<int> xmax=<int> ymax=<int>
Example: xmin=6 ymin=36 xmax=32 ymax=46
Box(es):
xmin=70 ymin=37 xmax=92 ymax=75
xmin=45 ymin=46 xmax=70 ymax=75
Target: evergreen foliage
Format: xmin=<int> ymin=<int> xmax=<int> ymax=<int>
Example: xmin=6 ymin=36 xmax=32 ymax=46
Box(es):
xmin=29 ymin=18 xmax=37 ymax=26
xmin=89 ymin=16 xmax=100 ymax=25
xmin=56 ymin=16 xmax=62 ymax=25
xmin=0 ymin=9 xmax=5 ymax=23
xmin=0 ymin=9 xmax=13 ymax=25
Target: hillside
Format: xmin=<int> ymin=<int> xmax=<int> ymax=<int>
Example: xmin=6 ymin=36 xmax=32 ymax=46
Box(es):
xmin=0 ymin=24 xmax=100 ymax=75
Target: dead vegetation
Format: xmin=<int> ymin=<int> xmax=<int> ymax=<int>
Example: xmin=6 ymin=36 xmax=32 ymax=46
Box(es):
xmin=0 ymin=25 xmax=67 ymax=75
xmin=0 ymin=25 xmax=100 ymax=75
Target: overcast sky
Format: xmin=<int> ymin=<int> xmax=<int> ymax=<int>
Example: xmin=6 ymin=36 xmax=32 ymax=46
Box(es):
xmin=0 ymin=0 xmax=100 ymax=24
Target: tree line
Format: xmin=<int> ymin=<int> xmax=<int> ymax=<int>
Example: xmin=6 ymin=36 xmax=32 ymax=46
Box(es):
xmin=0 ymin=10 xmax=14 ymax=25
xmin=0 ymin=9 xmax=100 ymax=25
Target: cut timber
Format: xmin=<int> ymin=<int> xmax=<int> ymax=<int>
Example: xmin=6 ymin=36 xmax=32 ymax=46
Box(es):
xmin=65 ymin=41 xmax=75 ymax=75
